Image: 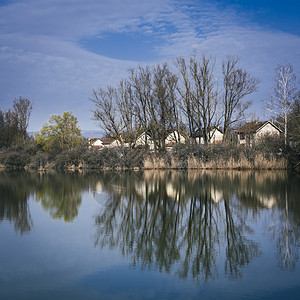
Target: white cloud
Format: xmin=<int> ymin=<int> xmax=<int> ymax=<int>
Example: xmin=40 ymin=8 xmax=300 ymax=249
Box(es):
xmin=0 ymin=0 xmax=299 ymax=131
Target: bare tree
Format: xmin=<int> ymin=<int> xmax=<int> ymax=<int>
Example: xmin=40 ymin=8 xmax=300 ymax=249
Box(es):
xmin=115 ymin=79 xmax=138 ymax=147
xmin=222 ymin=56 xmax=259 ymax=141
xmin=151 ymin=63 xmax=179 ymax=148
xmin=265 ymin=64 xmax=297 ymax=147
xmin=175 ymin=57 xmax=196 ymax=138
xmin=176 ymin=54 xmax=220 ymax=144
xmin=129 ymin=66 xmax=152 ymax=145
xmin=91 ymin=86 xmax=125 ymax=143
xmin=129 ymin=63 xmax=179 ymax=150
xmin=190 ymin=54 xmax=220 ymax=144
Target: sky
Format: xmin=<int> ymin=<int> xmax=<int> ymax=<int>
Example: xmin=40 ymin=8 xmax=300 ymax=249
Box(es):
xmin=0 ymin=0 xmax=299 ymax=134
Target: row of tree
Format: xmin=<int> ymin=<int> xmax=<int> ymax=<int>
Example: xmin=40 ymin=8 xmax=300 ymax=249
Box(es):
xmin=91 ymin=54 xmax=259 ymax=148
xmin=91 ymin=55 xmax=299 ymax=150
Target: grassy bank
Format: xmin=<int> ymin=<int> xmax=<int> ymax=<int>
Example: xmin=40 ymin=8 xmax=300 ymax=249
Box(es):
xmin=1 ymin=140 xmax=298 ymax=172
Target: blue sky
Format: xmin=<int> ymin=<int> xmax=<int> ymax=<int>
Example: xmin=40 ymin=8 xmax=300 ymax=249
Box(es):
xmin=0 ymin=0 xmax=299 ymax=133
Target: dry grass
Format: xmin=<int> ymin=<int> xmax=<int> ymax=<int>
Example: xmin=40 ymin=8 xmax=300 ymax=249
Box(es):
xmin=143 ymin=156 xmax=167 ymax=169
xmin=254 ymin=153 xmax=287 ymax=170
xmin=144 ymin=152 xmax=288 ymax=170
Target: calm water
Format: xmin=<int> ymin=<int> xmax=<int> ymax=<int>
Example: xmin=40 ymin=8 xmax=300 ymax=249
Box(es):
xmin=0 ymin=170 xmax=300 ymax=300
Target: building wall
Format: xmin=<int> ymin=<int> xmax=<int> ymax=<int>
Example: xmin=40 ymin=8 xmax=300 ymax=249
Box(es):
xmin=211 ymin=129 xmax=223 ymax=143
xmin=196 ymin=129 xmax=223 ymax=144
xmin=135 ymin=132 xmax=154 ymax=149
xmin=165 ymin=131 xmax=186 ymax=144
xmin=254 ymin=123 xmax=280 ymax=141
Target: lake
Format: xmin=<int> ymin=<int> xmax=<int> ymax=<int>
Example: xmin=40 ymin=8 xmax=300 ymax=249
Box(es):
xmin=0 ymin=170 xmax=300 ymax=299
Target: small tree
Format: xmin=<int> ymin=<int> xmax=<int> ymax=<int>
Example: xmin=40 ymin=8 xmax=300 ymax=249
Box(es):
xmin=35 ymin=112 xmax=83 ymax=152
xmin=265 ymin=64 xmax=297 ymax=147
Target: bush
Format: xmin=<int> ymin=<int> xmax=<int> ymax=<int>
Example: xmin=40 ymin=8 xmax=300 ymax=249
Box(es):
xmin=0 ymin=151 xmax=29 ymax=169
xmin=28 ymin=151 xmax=49 ymax=169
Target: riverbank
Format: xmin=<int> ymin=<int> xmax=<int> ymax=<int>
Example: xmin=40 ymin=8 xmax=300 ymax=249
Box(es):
xmin=1 ymin=142 xmax=298 ymax=172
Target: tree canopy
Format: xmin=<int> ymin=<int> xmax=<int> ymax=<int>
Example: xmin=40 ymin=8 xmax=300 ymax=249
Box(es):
xmin=35 ymin=112 xmax=84 ymax=152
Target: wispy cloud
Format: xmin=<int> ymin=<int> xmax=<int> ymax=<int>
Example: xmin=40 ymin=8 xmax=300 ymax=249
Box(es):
xmin=0 ymin=0 xmax=299 ymax=131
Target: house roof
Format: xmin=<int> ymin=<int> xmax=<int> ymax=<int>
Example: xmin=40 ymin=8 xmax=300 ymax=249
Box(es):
xmin=89 ymin=138 xmax=101 ymax=142
xmin=191 ymin=127 xmax=223 ymax=138
xmin=236 ymin=121 xmax=282 ymax=134
xmin=101 ymin=137 xmax=117 ymax=145
xmin=89 ymin=138 xmax=103 ymax=146
xmin=166 ymin=130 xmax=188 ymax=139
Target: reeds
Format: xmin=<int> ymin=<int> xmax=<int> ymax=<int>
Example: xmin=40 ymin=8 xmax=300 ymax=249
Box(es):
xmin=145 ymin=152 xmax=287 ymax=170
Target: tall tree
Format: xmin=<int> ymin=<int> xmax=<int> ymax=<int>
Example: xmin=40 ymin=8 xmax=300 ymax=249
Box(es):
xmin=12 ymin=97 xmax=33 ymax=140
xmin=91 ymin=80 xmax=137 ymax=146
xmin=176 ymin=54 xmax=220 ymax=144
xmin=151 ymin=63 xmax=179 ymax=149
xmin=129 ymin=66 xmax=153 ymax=145
xmin=265 ymin=64 xmax=297 ymax=146
xmin=0 ymin=97 xmax=33 ymax=148
xmin=222 ymin=56 xmax=258 ymax=141
xmin=190 ymin=54 xmax=219 ymax=144
xmin=91 ymin=86 xmax=122 ymax=142
xmin=175 ymin=57 xmax=196 ymax=138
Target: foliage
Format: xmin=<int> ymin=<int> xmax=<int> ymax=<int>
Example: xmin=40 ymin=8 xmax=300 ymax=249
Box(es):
xmin=0 ymin=97 xmax=33 ymax=148
xmin=0 ymin=150 xmax=30 ymax=169
xmin=82 ymin=147 xmax=147 ymax=170
xmin=35 ymin=111 xmax=84 ymax=152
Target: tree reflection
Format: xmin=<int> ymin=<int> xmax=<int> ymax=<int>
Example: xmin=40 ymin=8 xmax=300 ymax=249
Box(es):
xmin=267 ymin=175 xmax=300 ymax=270
xmin=95 ymin=171 xmax=285 ymax=282
xmin=0 ymin=171 xmax=97 ymax=231
xmin=34 ymin=172 xmax=93 ymax=222
xmin=0 ymin=171 xmax=35 ymax=234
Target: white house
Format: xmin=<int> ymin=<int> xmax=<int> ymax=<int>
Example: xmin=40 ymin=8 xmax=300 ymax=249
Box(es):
xmin=236 ymin=121 xmax=282 ymax=145
xmin=89 ymin=138 xmax=103 ymax=149
xmin=194 ymin=127 xmax=224 ymax=144
xmin=101 ymin=137 xmax=122 ymax=148
xmin=135 ymin=132 xmax=154 ymax=149
xmin=165 ymin=130 xmax=186 ymax=146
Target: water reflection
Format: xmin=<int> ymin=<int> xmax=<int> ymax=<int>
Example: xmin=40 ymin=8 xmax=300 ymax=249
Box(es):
xmin=34 ymin=173 xmax=86 ymax=222
xmin=94 ymin=171 xmax=263 ymax=281
xmin=0 ymin=170 xmax=299 ymax=280
xmin=0 ymin=171 xmax=97 ymax=231
xmin=0 ymin=171 xmax=33 ymax=234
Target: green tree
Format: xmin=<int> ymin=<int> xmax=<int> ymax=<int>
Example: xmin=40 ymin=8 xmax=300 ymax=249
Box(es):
xmin=35 ymin=112 xmax=83 ymax=152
